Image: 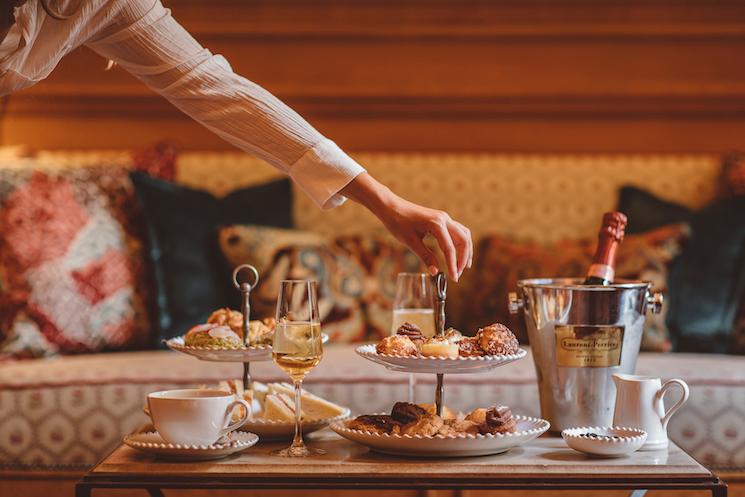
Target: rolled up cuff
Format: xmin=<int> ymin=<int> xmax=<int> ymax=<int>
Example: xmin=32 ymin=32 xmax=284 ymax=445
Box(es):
xmin=288 ymin=139 xmax=366 ymax=210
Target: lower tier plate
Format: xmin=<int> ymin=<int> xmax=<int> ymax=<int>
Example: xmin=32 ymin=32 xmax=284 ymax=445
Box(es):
xmin=330 ymin=414 xmax=549 ymax=457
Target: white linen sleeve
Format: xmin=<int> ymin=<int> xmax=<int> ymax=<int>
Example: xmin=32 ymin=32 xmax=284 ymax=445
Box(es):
xmin=85 ymin=0 xmax=364 ymax=209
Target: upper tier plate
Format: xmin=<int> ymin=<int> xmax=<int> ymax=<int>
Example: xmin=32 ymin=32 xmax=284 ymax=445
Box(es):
xmin=165 ymin=333 xmax=329 ymax=363
xmin=355 ymin=343 xmax=526 ymax=374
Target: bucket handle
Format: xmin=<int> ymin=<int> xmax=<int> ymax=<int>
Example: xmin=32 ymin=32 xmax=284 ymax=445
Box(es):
xmin=646 ymin=291 xmax=664 ymax=314
xmin=510 ymin=290 xmax=663 ymax=314
xmin=508 ymin=292 xmax=523 ymax=314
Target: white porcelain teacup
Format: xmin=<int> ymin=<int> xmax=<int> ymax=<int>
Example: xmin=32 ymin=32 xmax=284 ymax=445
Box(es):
xmin=145 ymin=389 xmax=250 ymax=446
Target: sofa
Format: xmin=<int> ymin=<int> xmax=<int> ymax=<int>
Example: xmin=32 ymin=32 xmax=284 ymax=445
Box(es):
xmin=1 ymin=150 xmax=744 ymax=494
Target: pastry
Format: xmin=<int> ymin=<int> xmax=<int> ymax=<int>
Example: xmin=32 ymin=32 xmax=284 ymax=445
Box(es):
xmin=444 ymin=328 xmax=464 ymax=344
xmin=480 ymin=406 xmax=518 ymax=435
xmin=396 ymin=322 xmax=425 ymax=348
xmin=458 ymin=336 xmax=485 ymax=357
xmin=438 ymin=417 xmax=480 ymax=436
xmin=184 ymin=323 xmax=242 ymax=348
xmin=465 ymin=407 xmax=489 ymax=426
xmin=402 ymin=414 xmax=444 ymax=437
xmin=207 ymin=308 xmax=244 ymax=337
xmin=419 ymin=403 xmax=456 ymax=420
xmin=376 ymin=335 xmax=418 ymax=356
xmin=348 ymin=415 xmax=401 ymax=435
xmin=248 ymin=319 xmax=274 ymax=345
xmin=390 ymin=402 xmax=428 ymax=424
xmin=420 ymin=337 xmax=459 ymax=359
xmin=476 ymin=323 xmax=520 ymax=356
xmin=466 ymin=406 xmax=518 ymax=435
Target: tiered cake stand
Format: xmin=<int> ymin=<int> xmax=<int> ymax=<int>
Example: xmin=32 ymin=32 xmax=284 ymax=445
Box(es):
xmin=164 ymin=264 xmax=343 ymax=439
xmin=331 ymin=272 xmax=549 ymax=457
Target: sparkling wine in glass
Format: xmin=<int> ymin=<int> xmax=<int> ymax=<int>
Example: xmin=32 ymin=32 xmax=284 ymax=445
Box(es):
xmin=392 ymin=272 xmax=436 ymax=402
xmin=271 ymin=279 xmax=324 ymax=457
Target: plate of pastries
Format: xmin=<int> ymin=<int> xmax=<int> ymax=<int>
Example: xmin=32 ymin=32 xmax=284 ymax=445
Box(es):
xmin=210 ymin=380 xmax=351 ymax=440
xmin=331 ymin=402 xmax=549 ymax=457
xmin=165 ymin=308 xmax=328 ymax=362
xmin=355 ymin=322 xmax=527 ymax=374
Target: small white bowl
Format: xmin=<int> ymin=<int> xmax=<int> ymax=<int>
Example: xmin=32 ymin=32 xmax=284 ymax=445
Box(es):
xmin=562 ymin=426 xmax=647 ymax=457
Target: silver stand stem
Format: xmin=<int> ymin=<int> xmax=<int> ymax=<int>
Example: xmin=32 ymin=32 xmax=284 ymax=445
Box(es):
xmin=434 ymin=273 xmax=447 ymax=417
xmin=233 ymin=265 xmax=259 ymax=392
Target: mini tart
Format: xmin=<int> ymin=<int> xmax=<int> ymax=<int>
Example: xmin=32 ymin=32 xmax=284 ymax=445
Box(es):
xmin=420 ymin=337 xmax=459 ymax=359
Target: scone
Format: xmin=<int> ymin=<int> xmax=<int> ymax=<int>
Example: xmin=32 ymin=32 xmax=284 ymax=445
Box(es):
xmin=477 ymin=323 xmax=520 ymax=355
xmin=465 ymin=407 xmax=489 ymax=426
xmin=376 ymin=335 xmax=418 ymax=356
xmin=420 ymin=337 xmax=459 ymax=359
xmin=419 ymin=403 xmax=456 ymax=420
xmin=458 ymin=336 xmax=485 ymax=357
xmin=402 ymin=414 xmax=444 ymax=437
xmin=438 ymin=417 xmax=480 ymax=436
xmin=207 ymin=308 xmax=244 ymax=338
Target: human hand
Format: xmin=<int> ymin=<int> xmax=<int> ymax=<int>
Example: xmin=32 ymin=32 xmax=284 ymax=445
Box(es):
xmin=341 ymin=173 xmax=473 ymax=281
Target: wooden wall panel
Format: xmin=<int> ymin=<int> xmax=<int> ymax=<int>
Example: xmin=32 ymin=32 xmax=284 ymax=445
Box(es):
xmin=2 ymin=0 xmax=745 ymax=152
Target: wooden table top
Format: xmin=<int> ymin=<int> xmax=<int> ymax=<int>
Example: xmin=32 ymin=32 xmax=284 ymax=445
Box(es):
xmin=88 ymin=431 xmax=713 ymax=486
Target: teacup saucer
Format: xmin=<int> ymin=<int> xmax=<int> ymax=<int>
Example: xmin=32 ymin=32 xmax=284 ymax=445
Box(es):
xmin=123 ymin=431 xmax=258 ymax=461
xmin=562 ymin=426 xmax=647 ymax=457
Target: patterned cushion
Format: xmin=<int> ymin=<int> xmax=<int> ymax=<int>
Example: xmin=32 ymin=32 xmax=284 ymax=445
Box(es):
xmin=720 ymin=151 xmax=745 ymax=198
xmin=454 ymin=224 xmax=689 ymax=352
xmin=0 ymin=345 xmax=743 ymax=470
xmin=219 ymin=225 xmax=422 ymax=342
xmin=0 ymin=167 xmax=151 ymax=359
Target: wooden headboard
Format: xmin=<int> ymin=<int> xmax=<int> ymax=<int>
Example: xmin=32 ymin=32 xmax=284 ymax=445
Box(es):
xmin=2 ymin=0 xmax=745 ymax=153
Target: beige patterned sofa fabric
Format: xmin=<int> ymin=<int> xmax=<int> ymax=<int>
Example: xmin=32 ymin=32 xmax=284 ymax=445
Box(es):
xmin=20 ymin=150 xmax=720 ymax=243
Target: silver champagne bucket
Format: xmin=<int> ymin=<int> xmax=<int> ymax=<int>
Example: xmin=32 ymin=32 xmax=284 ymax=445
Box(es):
xmin=509 ymin=278 xmax=663 ymax=431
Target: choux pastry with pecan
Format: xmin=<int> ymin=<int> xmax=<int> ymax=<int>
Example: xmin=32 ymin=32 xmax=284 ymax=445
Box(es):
xmin=477 ymin=323 xmax=519 ymax=356
xmin=376 ymin=335 xmax=418 ymax=356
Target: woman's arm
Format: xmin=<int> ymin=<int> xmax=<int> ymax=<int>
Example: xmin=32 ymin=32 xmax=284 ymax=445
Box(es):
xmin=85 ymin=0 xmax=472 ymax=279
xmin=86 ymin=0 xmax=361 ymax=210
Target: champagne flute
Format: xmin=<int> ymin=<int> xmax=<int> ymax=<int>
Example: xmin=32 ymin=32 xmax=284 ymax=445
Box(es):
xmin=391 ymin=273 xmax=436 ymax=402
xmin=271 ymin=280 xmax=325 ymax=457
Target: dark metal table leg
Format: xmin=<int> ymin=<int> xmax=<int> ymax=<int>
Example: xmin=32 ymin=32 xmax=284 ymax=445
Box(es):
xmin=712 ymin=478 xmax=729 ymax=497
xmin=147 ymin=487 xmax=166 ymax=497
xmin=74 ymin=483 xmax=92 ymax=497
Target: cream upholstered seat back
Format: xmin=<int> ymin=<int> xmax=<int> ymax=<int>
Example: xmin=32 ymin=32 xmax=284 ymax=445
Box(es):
xmin=32 ymin=150 xmax=719 ymax=244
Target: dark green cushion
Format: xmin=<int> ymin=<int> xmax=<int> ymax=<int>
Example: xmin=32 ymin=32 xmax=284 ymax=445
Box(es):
xmin=131 ymin=172 xmax=293 ymax=345
xmin=618 ymin=186 xmax=745 ymax=353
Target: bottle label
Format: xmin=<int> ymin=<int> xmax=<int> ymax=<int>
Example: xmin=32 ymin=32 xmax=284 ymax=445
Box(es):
xmin=554 ymin=325 xmax=624 ymax=367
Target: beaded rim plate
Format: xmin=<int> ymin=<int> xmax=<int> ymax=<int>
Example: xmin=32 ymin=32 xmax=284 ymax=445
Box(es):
xmin=164 ymin=333 xmax=329 ymax=363
xmin=561 ymin=426 xmax=648 ymax=457
xmin=330 ymin=414 xmax=549 ymax=457
xmin=123 ymin=431 xmax=259 ymax=461
xmin=355 ymin=344 xmax=527 ymax=374
xmin=239 ymin=408 xmax=352 ymax=440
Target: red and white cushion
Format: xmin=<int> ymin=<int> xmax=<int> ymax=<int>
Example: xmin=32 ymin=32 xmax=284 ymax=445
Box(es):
xmin=0 ymin=167 xmax=151 ymax=358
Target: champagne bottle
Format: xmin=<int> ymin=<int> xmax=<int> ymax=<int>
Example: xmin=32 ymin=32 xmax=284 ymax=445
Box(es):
xmin=584 ymin=211 xmax=627 ymax=285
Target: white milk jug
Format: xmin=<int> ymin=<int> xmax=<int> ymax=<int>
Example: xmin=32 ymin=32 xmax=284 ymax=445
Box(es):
xmin=612 ymin=373 xmax=689 ymax=450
